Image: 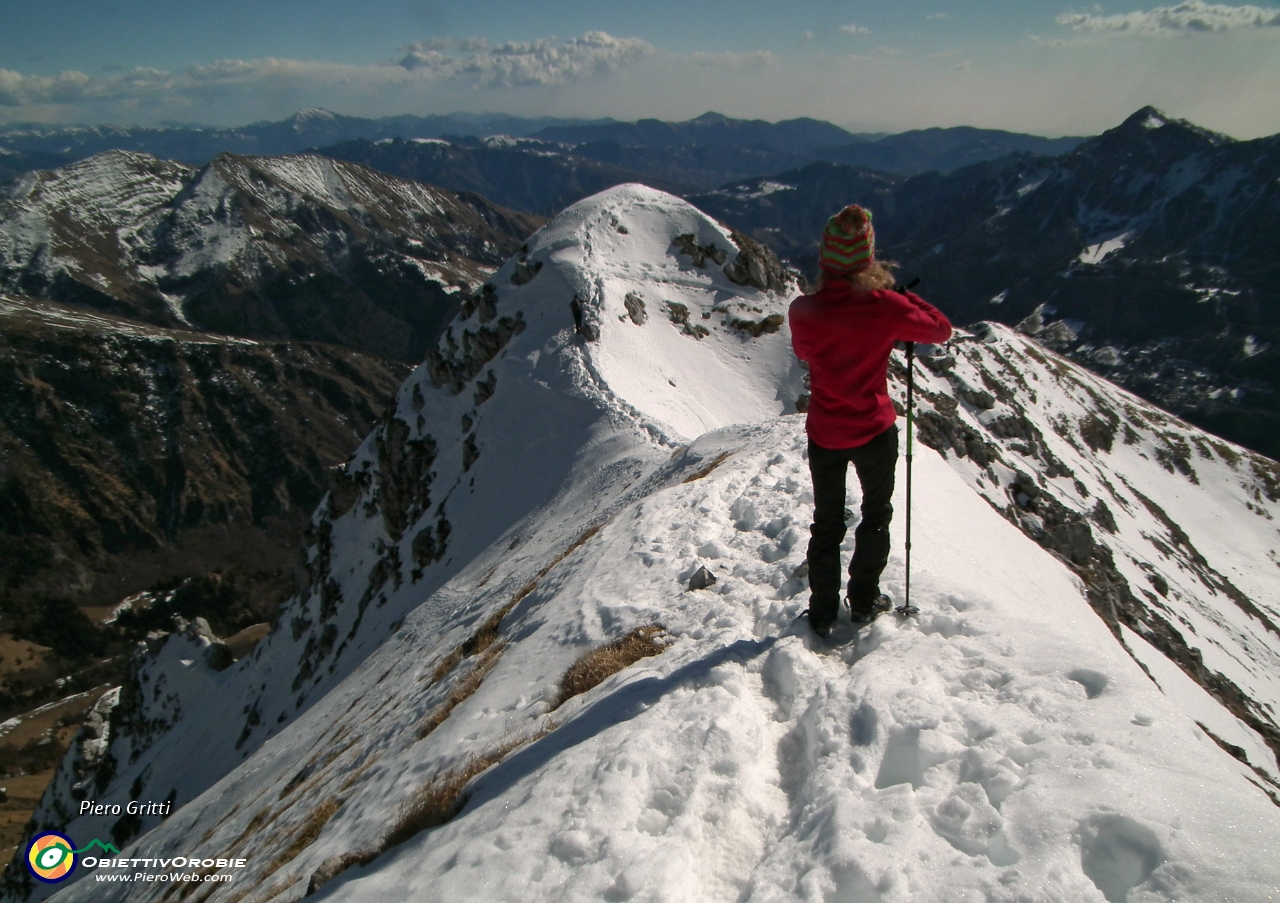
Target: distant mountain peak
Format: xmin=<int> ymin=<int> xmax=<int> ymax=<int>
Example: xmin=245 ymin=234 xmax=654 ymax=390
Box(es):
xmin=293 ymin=108 xmax=338 ymax=122
xmin=1105 ymin=105 xmax=1234 ymax=146
xmin=1125 ymin=105 xmax=1171 ymax=129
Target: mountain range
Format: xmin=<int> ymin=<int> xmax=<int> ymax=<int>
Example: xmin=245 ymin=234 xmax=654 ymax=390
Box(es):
xmin=292 ymin=106 xmax=1279 ymax=468
xmin=3 ymin=185 xmax=1275 ymax=903
xmin=1 ymin=106 xmax=1274 ymax=627
xmin=0 ymin=109 xmax=1085 ymax=190
xmin=314 ymin=136 xmax=689 ymax=218
xmin=0 ymin=110 xmax=618 ymax=170
xmin=0 ymin=150 xmax=536 ymax=686
xmin=883 ymin=107 xmax=1280 ymax=462
xmin=0 ymin=107 xmax=1276 ymax=900
xmin=678 ymin=109 xmax=1280 ymax=462
xmin=0 ymin=149 xmax=540 ymax=361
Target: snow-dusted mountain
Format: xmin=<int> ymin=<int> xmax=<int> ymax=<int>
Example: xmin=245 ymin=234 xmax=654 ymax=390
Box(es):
xmin=0 ymin=111 xmax=616 ymax=169
xmin=0 ymin=150 xmax=541 ymax=361
xmin=317 ymin=135 xmax=689 ymax=217
xmin=7 ymin=185 xmax=1278 ymax=903
xmin=686 ymin=161 xmax=903 ymax=259
xmin=881 ymin=107 xmax=1280 ymax=461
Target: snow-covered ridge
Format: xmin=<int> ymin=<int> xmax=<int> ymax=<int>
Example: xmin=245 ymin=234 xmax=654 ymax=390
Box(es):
xmin=4 ymin=184 xmax=804 ymax=901
xmin=10 ymin=185 xmax=1279 ymax=903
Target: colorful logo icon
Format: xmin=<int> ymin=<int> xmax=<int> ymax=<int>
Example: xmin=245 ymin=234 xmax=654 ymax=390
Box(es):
xmin=27 ymin=832 xmax=77 ymax=883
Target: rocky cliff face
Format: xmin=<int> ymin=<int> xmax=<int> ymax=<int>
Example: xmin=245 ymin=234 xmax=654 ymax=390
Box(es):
xmin=0 ymin=294 xmax=410 ymax=609
xmin=0 ymin=150 xmax=542 ymax=362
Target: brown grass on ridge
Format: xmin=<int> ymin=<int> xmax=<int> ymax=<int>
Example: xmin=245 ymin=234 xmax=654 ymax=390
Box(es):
xmin=427 ymin=522 xmax=606 ymax=686
xmin=384 ymin=731 xmax=545 ymax=851
xmin=682 ymin=451 xmax=731 ymax=483
xmin=309 ymin=728 xmax=551 ymax=892
xmin=417 ymin=641 xmax=506 ymax=740
xmin=261 ymin=797 xmax=342 ymax=881
xmin=554 ymin=625 xmax=667 ymax=709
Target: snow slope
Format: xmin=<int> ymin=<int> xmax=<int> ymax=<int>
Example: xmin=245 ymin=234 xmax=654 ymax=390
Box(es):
xmin=897 ymin=324 xmax=1280 ymax=794
xmin=13 ymin=184 xmax=1279 ymax=903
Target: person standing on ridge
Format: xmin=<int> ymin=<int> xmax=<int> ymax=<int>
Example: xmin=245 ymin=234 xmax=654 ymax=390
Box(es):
xmin=789 ymin=204 xmax=952 ymax=639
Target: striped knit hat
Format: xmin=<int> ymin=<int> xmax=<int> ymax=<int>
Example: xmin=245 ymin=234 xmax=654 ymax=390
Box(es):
xmin=818 ymin=204 xmax=875 ymax=275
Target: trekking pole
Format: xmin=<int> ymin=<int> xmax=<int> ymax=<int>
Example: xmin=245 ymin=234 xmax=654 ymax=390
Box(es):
xmin=899 ymin=340 xmax=918 ymax=616
xmin=895 ymin=275 xmax=921 ymax=618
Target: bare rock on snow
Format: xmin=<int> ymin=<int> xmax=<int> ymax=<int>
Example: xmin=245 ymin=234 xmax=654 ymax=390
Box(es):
xmin=723 ymin=229 xmax=790 ymax=294
xmin=688 ymin=565 xmax=717 ymax=590
xmin=672 ymin=234 xmax=727 ymax=268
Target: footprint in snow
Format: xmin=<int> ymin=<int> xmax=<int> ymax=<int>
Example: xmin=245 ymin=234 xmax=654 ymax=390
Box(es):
xmin=1076 ymin=813 xmax=1164 ymax=903
xmin=1067 ymin=668 xmax=1109 ymax=699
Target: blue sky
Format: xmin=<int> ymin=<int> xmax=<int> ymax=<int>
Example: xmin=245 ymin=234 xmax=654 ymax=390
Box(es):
xmin=3 ymin=1 xmax=1279 ymax=137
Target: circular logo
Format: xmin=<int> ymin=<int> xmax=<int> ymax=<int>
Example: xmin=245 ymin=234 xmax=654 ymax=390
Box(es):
xmin=27 ymin=832 xmax=77 ymax=883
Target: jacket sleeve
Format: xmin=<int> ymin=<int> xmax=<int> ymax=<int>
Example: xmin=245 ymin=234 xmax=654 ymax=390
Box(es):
xmin=892 ymin=290 xmax=952 ymax=344
xmin=788 ymin=303 xmax=811 ymax=361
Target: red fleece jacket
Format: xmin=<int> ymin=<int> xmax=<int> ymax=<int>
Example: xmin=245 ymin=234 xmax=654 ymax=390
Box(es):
xmin=789 ymin=283 xmax=952 ymax=449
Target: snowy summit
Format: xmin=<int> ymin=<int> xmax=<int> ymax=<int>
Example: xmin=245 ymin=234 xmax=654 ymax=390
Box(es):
xmin=9 ymin=185 xmax=1280 ymax=903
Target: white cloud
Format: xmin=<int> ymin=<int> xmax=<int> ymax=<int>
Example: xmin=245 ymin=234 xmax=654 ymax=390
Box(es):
xmin=0 ymin=66 xmax=180 ymax=106
xmin=839 ymin=23 xmax=871 ymax=35
xmin=397 ymin=31 xmax=653 ymax=87
xmin=1057 ymin=1 xmax=1280 ymax=35
xmin=927 ymin=13 xmax=950 ymax=19
xmin=0 ymin=31 xmax=654 ymax=111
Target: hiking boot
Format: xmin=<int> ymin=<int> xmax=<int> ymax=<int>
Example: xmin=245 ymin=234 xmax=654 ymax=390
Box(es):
xmin=848 ymin=593 xmax=893 ymax=625
xmin=802 ymin=609 xmax=835 ymax=639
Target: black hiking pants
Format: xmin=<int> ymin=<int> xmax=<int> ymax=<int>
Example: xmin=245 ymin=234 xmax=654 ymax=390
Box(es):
xmin=806 ymin=425 xmax=898 ymax=630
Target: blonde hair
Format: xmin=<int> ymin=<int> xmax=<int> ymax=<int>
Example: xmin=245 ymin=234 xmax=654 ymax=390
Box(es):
xmin=814 ymin=259 xmax=899 ymax=293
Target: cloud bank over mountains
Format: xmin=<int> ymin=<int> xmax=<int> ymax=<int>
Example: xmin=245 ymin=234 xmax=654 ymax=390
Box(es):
xmin=1 ymin=7 xmax=1277 ymax=139
xmin=1058 ymin=0 xmax=1280 ymax=35
xmin=0 ymin=32 xmax=656 ymax=109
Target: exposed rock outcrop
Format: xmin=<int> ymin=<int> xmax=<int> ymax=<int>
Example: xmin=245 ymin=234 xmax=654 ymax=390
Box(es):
xmin=723 ymin=229 xmax=790 ymax=293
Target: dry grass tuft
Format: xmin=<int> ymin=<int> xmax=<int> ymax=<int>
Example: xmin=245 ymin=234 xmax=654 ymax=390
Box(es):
xmin=384 ymin=731 xmax=545 ymax=850
xmin=682 ymin=451 xmax=731 ymax=483
xmin=306 ymin=849 xmax=380 ymax=896
xmin=381 ymin=765 xmax=480 ymax=849
xmin=554 ymin=625 xmax=668 ymax=709
xmin=426 ymin=523 xmax=606 ymax=686
xmin=230 ymin=803 xmax=281 ymax=852
xmin=417 ymin=641 xmax=506 ymax=740
xmin=261 ymin=797 xmax=342 ymax=881
xmin=306 ymin=729 xmax=552 ymax=892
